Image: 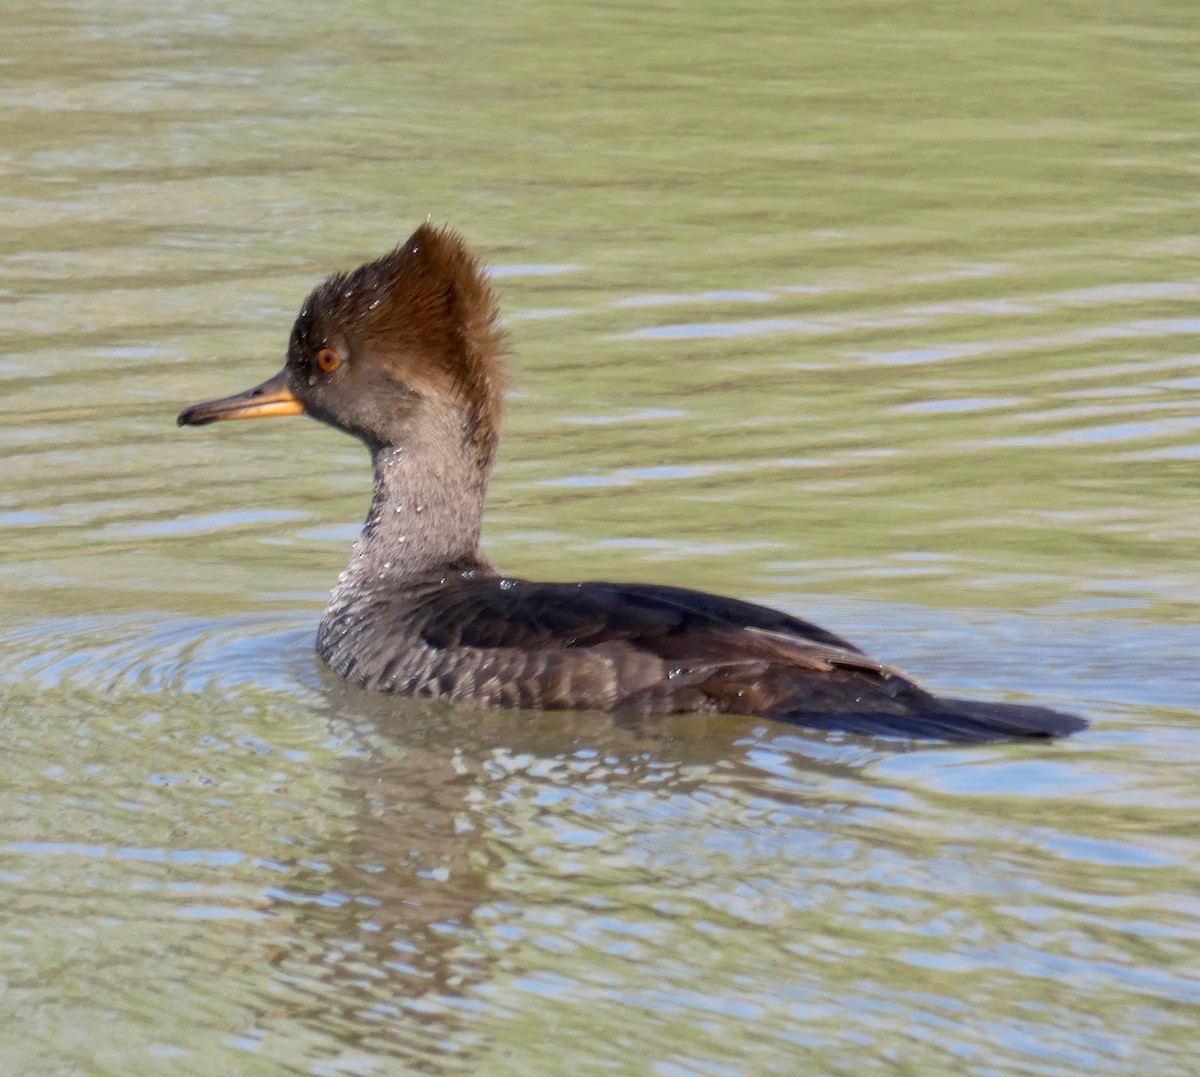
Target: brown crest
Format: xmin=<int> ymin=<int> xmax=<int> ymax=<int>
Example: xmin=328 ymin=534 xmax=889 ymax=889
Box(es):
xmin=295 ymin=223 xmax=507 ymax=461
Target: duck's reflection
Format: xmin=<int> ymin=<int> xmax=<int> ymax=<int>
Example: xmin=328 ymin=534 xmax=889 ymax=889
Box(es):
xmin=254 ymin=678 xmax=887 ymax=1068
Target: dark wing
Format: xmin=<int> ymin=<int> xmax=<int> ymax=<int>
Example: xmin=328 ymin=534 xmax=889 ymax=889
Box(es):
xmin=418 ymin=578 xmax=860 ymax=654
xmin=388 ymin=576 xmax=1085 ymax=742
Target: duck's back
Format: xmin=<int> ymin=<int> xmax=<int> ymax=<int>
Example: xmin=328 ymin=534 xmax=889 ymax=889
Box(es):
xmin=316 ymin=570 xmax=1085 ymax=742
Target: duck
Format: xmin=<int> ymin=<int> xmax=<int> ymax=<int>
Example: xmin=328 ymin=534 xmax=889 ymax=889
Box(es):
xmin=178 ymin=223 xmax=1086 ymax=743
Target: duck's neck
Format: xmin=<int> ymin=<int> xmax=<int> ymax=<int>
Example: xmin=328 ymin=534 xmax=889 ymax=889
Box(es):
xmin=330 ymin=429 xmax=496 ymax=604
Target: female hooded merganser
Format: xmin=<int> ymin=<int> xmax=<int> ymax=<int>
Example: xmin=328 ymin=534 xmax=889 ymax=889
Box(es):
xmin=179 ymin=224 xmax=1085 ymax=742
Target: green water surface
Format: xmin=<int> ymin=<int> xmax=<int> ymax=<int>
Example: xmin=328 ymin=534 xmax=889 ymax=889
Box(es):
xmin=2 ymin=1 xmax=1199 ymax=1074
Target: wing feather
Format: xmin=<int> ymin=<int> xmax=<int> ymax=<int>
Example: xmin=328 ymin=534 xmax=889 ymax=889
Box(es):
xmin=319 ymin=573 xmax=1085 ymax=741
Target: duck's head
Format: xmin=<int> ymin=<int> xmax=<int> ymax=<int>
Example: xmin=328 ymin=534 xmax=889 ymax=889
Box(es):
xmin=178 ymin=223 xmax=506 ymax=464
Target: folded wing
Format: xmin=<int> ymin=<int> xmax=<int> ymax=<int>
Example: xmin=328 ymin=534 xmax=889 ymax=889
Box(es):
xmin=323 ymin=575 xmax=1085 ymax=742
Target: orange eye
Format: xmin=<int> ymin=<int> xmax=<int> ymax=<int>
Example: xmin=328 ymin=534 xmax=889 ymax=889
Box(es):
xmin=316 ymin=347 xmax=342 ymax=374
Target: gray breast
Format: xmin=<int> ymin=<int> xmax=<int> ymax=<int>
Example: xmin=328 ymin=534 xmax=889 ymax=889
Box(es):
xmin=315 ymin=592 xmax=677 ymax=714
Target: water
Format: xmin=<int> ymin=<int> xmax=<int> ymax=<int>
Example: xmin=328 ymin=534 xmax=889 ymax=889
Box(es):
xmin=2 ymin=1 xmax=1199 ymax=1073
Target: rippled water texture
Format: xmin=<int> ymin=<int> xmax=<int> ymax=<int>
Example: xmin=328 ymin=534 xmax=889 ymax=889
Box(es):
xmin=3 ymin=2 xmax=1199 ymax=1073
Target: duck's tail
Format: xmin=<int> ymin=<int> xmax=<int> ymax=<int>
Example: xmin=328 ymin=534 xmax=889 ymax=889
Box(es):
xmin=774 ymin=694 xmax=1088 ymax=743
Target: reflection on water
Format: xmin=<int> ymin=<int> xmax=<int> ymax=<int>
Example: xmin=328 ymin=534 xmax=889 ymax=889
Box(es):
xmin=3 ymin=609 xmax=1199 ymax=1073
xmin=3 ymin=0 xmax=1200 ymax=1072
